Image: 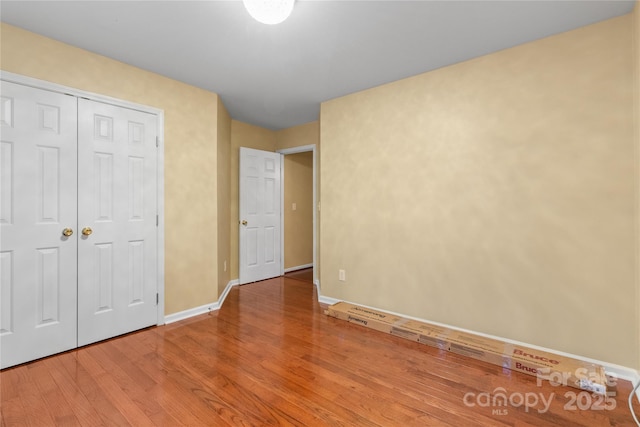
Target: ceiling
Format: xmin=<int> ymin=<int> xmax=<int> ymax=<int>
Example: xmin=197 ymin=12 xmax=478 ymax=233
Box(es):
xmin=1 ymin=1 xmax=635 ymax=130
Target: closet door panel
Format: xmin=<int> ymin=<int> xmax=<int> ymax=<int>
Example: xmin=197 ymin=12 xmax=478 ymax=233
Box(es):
xmin=77 ymin=99 xmax=158 ymax=347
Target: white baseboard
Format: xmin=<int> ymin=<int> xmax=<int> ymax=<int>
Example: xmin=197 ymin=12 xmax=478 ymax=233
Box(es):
xmin=284 ymin=263 xmax=313 ymax=273
xmin=164 ymin=279 xmax=239 ymax=324
xmin=318 ymin=294 xmax=341 ymax=305
xmin=218 ymin=279 xmax=239 ymax=307
xmin=313 ymin=279 xmax=322 ymax=302
xmin=164 ymin=302 xmax=218 ymax=324
xmin=321 ymin=297 xmax=640 ymax=390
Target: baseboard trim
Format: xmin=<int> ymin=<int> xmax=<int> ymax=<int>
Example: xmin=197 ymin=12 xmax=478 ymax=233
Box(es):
xmin=218 ymin=279 xmax=239 ymax=308
xmin=284 ymin=263 xmax=313 ymax=273
xmin=164 ymin=302 xmax=217 ymax=324
xmin=320 ymin=297 xmax=640 ymax=388
xmin=313 ymin=279 xmax=322 ymax=302
xmin=164 ymin=279 xmax=239 ymax=324
xmin=318 ymin=294 xmax=341 ymax=306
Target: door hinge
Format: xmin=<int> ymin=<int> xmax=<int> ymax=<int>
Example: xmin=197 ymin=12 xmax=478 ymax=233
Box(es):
xmin=156 ymin=214 xmax=159 ymax=226
xmin=156 ymin=293 xmax=159 ymax=305
xmin=156 ymin=136 xmax=159 ymax=148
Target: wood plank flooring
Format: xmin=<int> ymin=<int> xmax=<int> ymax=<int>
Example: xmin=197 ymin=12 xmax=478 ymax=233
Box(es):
xmin=283 ymin=267 xmax=314 ymax=283
xmin=1 ymin=276 xmax=638 ymax=426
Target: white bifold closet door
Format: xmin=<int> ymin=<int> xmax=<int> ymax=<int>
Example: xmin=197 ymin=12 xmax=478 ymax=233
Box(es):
xmin=0 ymin=81 xmax=79 ymax=368
xmin=0 ymin=81 xmax=159 ymax=369
xmin=77 ymin=98 xmax=158 ymax=347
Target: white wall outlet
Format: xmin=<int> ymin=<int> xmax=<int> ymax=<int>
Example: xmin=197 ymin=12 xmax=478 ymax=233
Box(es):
xmin=339 ymin=269 xmax=346 ymax=281
xmin=224 ymin=260 xmax=227 ymax=272
xmin=292 ymin=202 xmax=297 ymax=211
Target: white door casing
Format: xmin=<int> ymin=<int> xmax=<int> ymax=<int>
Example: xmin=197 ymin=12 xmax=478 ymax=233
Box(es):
xmin=77 ymin=99 xmax=158 ymax=347
xmin=277 ymin=144 xmax=317 ymax=287
xmin=0 ymin=81 xmax=78 ymax=369
xmin=239 ymin=147 xmax=281 ymax=284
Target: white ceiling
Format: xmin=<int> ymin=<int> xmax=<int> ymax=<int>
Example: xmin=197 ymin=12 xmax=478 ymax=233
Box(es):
xmin=1 ymin=1 xmax=634 ymax=130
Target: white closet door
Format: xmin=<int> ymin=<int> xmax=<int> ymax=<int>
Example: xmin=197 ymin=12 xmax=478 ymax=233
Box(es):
xmin=0 ymin=81 xmax=78 ymax=369
xmin=77 ymin=99 xmax=158 ymax=346
xmin=239 ymin=147 xmax=282 ymax=284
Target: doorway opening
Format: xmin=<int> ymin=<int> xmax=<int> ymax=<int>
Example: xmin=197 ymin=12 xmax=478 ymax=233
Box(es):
xmin=277 ymin=145 xmax=317 ymax=289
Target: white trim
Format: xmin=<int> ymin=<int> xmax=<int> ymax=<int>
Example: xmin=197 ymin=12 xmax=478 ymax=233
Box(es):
xmin=155 ymin=101 xmax=165 ymax=325
xmin=323 ymin=297 xmax=640 ymax=385
xmin=278 ymin=144 xmax=316 ymax=155
xmin=164 ymin=279 xmax=240 ymax=324
xmin=279 ymin=158 xmax=285 ymax=277
xmin=164 ymin=302 xmax=218 ymax=324
xmin=284 ymin=263 xmax=313 ymax=273
xmin=277 ymin=144 xmax=317 ymax=286
xmin=1 ymin=70 xmax=166 ymax=327
xmin=318 ymin=294 xmax=341 ymax=306
xmin=218 ymin=279 xmax=239 ymax=308
xmin=314 ymin=280 xmax=322 ymax=303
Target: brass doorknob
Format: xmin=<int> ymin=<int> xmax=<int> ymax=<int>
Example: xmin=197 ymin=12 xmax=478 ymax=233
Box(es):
xmin=241 ymin=220 xmax=248 ymax=226
xmin=62 ymin=228 xmax=73 ymax=237
xmin=82 ymin=227 xmax=93 ymax=236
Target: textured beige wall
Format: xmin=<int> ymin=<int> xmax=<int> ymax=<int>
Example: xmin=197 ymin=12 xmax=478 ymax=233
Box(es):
xmin=1 ymin=23 xmax=220 ymax=315
xmin=321 ymin=15 xmax=636 ymax=368
xmin=217 ymin=99 xmax=232 ymax=297
xmin=276 ymin=121 xmax=319 ymax=151
xmin=230 ymin=120 xmax=277 ymax=280
xmin=283 ymin=152 xmax=313 ymax=269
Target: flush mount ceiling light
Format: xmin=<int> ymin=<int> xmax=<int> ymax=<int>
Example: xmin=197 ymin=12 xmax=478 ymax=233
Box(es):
xmin=243 ymin=0 xmax=295 ymax=25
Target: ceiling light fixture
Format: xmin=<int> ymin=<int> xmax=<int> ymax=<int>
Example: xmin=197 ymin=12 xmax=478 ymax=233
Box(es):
xmin=243 ymin=0 xmax=295 ymax=25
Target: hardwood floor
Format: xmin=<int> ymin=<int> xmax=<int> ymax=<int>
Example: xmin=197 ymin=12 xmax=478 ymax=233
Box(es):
xmin=283 ymin=267 xmax=313 ymax=283
xmin=1 ymin=277 xmax=638 ymax=426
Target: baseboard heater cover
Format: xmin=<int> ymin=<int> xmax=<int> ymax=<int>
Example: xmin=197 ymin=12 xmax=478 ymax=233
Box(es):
xmin=325 ymin=301 xmax=607 ymax=395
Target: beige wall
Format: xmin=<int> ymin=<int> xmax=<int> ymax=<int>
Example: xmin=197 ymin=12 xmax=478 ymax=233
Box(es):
xmin=1 ymin=23 xmax=220 ymax=315
xmin=276 ymin=121 xmax=319 ymax=151
xmin=230 ymin=120 xmax=277 ymax=279
xmin=283 ymin=152 xmax=313 ymax=269
xmin=320 ymin=15 xmax=637 ymax=368
xmin=217 ymin=99 xmax=232 ymax=297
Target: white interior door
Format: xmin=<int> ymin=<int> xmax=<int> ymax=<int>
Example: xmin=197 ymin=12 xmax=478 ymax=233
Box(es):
xmin=77 ymin=99 xmax=158 ymax=346
xmin=0 ymin=81 xmax=78 ymax=369
xmin=239 ymin=147 xmax=281 ymax=284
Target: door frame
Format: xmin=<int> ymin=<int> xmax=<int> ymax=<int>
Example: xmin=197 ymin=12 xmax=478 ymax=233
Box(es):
xmin=276 ymin=144 xmax=318 ymax=287
xmin=0 ymin=70 xmax=166 ymax=325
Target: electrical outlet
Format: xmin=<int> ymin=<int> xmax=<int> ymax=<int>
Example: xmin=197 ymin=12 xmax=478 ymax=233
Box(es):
xmin=339 ymin=269 xmax=346 ymax=281
xmin=224 ymin=260 xmax=227 ymax=272
xmin=292 ymin=202 xmax=297 ymax=211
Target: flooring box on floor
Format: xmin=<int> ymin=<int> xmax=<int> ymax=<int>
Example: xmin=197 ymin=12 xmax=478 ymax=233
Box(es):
xmin=325 ymin=301 xmax=607 ymax=395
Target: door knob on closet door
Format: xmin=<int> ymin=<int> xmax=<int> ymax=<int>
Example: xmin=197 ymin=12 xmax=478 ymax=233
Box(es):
xmin=82 ymin=227 xmax=93 ymax=236
xmin=62 ymin=228 xmax=74 ymax=237
xmin=241 ymin=220 xmax=248 ymax=226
